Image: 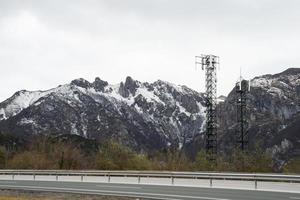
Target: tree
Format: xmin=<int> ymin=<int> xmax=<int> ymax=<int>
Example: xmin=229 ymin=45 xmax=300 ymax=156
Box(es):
xmin=229 ymin=146 xmax=273 ymax=172
xmin=194 ymin=150 xmax=216 ymax=171
xmin=51 ymin=143 xmax=88 ymax=170
xmin=95 ymin=140 xmax=151 ymax=170
xmin=7 ymin=151 xmax=53 ymax=169
xmin=0 ymin=147 xmax=6 ymax=168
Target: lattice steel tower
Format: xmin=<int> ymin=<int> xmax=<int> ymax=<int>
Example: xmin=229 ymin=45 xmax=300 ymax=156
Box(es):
xmin=195 ymin=55 xmax=219 ymax=160
xmin=235 ymin=77 xmax=250 ymax=151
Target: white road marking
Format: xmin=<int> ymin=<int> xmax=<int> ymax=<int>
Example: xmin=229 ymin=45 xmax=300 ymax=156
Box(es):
xmin=0 ymin=184 xmax=231 ymax=200
xmin=290 ymin=197 xmax=300 ymax=200
xmin=96 ymin=185 xmax=141 ymax=189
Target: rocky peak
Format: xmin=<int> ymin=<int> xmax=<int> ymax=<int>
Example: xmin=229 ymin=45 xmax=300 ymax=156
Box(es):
xmin=118 ymin=76 xmax=139 ymax=98
xmin=92 ymin=77 xmax=108 ymax=92
xmin=251 ymin=68 xmax=300 ymax=90
xmin=71 ymin=78 xmax=91 ymax=89
xmin=14 ymin=90 xmax=28 ymax=96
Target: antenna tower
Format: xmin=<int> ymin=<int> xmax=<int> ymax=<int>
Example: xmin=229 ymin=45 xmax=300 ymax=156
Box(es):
xmin=195 ymin=54 xmax=219 ymax=161
xmin=235 ymin=72 xmax=250 ymax=151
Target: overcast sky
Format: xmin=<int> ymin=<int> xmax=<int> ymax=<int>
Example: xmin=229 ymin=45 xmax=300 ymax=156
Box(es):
xmin=0 ymin=0 xmax=300 ymax=101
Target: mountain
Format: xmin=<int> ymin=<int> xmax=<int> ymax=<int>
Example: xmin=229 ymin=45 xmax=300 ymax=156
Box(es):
xmin=217 ymin=68 xmax=300 ymax=167
xmin=0 ymin=68 xmax=299 ymax=168
xmin=0 ymin=77 xmax=206 ymax=152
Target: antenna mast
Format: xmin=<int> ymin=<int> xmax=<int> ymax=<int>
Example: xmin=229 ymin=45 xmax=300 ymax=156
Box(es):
xmin=235 ymin=72 xmax=250 ymax=151
xmin=195 ymin=54 xmax=219 ymax=161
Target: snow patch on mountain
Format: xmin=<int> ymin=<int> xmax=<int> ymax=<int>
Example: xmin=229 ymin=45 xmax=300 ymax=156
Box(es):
xmin=18 ymin=118 xmax=36 ymax=125
xmin=250 ymin=70 xmax=300 ymax=102
xmin=267 ymin=87 xmax=286 ymax=98
xmin=0 ymin=84 xmax=84 ymax=121
xmin=136 ymin=87 xmax=165 ymax=105
xmin=0 ymin=91 xmax=48 ymax=120
xmin=251 ymin=77 xmax=273 ymax=88
xmin=271 ymin=138 xmax=293 ymax=156
xmin=177 ymin=104 xmax=191 ymax=116
xmin=70 ymin=123 xmax=79 ymax=135
xmin=0 ymin=108 xmax=6 ymax=120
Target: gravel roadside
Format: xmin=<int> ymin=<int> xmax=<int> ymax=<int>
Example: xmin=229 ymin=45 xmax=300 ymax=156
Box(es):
xmin=0 ymin=189 xmax=144 ymax=200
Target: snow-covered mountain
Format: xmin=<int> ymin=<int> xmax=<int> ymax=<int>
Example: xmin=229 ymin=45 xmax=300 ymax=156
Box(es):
xmin=215 ymin=68 xmax=300 ymax=167
xmin=0 ymin=76 xmax=206 ymax=152
xmin=0 ymin=68 xmax=299 ymax=166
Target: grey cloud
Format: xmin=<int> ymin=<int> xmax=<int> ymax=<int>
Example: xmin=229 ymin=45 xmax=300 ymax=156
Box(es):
xmin=0 ymin=0 xmax=300 ymax=101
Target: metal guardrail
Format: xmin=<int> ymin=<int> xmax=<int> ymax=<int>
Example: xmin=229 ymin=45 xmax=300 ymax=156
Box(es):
xmin=0 ymin=170 xmax=300 ymax=189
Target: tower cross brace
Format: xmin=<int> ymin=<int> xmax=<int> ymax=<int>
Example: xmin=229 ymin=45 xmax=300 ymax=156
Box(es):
xmin=235 ymin=79 xmax=250 ymax=151
xmin=195 ymin=54 xmax=219 ymax=161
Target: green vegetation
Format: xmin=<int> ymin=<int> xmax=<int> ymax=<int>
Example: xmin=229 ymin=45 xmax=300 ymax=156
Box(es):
xmin=95 ymin=141 xmax=151 ymax=170
xmin=192 ymin=147 xmax=273 ymax=172
xmin=194 ymin=150 xmax=215 ymax=171
xmin=0 ymin=134 xmax=296 ymax=173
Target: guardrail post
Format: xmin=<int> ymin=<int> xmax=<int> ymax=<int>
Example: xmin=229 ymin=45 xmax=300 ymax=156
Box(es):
xmin=2 ymin=171 xmax=297 ymax=190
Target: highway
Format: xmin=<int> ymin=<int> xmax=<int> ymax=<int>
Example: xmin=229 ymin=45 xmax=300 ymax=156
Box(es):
xmin=0 ymin=180 xmax=300 ymax=200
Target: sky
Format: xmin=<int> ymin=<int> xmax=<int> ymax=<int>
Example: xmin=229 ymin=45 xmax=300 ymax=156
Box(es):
xmin=0 ymin=0 xmax=300 ymax=102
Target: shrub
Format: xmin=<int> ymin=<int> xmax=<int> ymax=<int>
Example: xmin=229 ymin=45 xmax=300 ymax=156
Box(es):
xmin=95 ymin=140 xmax=151 ymax=170
xmin=283 ymin=158 xmax=300 ymax=173
xmin=0 ymin=147 xmax=6 ymax=168
xmin=7 ymin=151 xmax=53 ymax=169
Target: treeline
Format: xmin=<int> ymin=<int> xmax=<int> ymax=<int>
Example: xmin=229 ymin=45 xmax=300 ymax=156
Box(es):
xmin=0 ymin=135 xmax=298 ymax=173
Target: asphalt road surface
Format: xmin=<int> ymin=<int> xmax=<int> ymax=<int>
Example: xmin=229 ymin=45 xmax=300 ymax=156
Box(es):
xmin=0 ymin=180 xmax=299 ymax=200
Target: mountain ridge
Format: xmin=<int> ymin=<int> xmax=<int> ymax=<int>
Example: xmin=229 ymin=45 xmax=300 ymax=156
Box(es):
xmin=0 ymin=68 xmax=299 ymax=168
xmin=0 ymin=76 xmax=206 ymax=152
